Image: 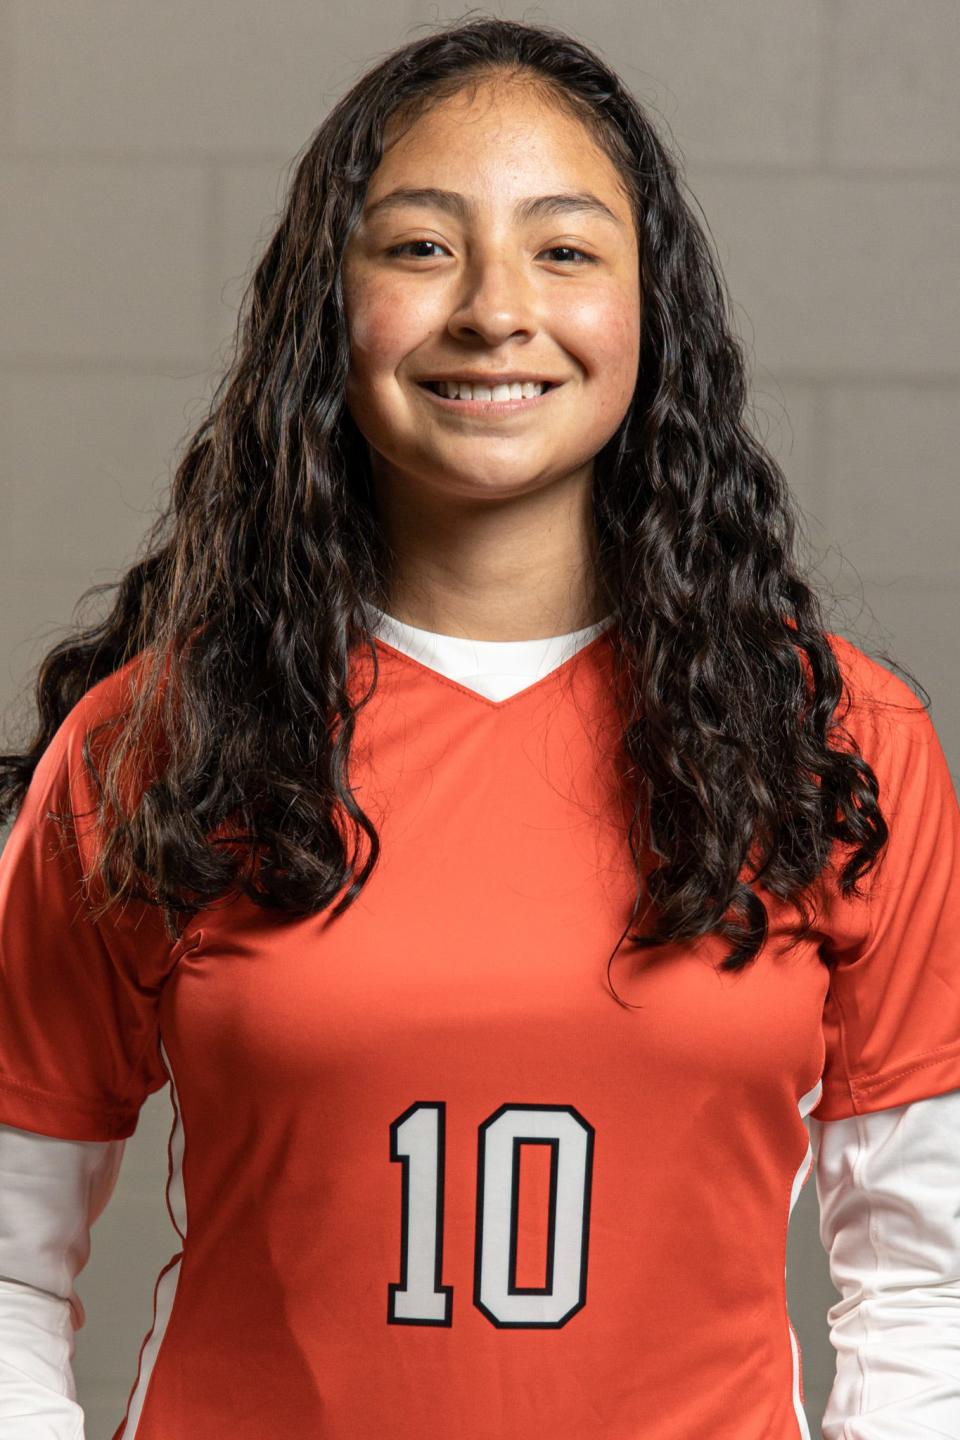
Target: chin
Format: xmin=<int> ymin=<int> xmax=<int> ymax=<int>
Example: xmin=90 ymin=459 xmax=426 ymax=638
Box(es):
xmin=425 ymin=463 xmax=555 ymax=498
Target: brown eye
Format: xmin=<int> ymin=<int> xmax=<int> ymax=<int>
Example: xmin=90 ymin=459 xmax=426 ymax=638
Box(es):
xmin=541 ymin=246 xmax=597 ymax=265
xmin=387 ymin=241 xmax=448 ymax=259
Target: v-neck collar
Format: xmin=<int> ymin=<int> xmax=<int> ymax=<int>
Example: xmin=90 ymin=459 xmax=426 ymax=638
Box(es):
xmin=364 ymin=602 xmax=618 ymax=713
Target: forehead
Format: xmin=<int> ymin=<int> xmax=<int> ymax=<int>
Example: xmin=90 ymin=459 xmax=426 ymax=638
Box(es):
xmin=373 ymin=79 xmax=630 ymax=212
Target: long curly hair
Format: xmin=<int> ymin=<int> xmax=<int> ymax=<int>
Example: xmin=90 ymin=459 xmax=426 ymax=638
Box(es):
xmin=0 ymin=15 xmax=925 ymax=998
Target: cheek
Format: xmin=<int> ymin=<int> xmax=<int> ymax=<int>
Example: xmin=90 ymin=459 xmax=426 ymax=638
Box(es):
xmin=602 ymin=308 xmax=641 ymax=420
xmin=556 ymin=289 xmax=640 ymax=422
xmin=605 ymin=302 xmax=641 ymax=375
xmin=346 ymin=275 xmax=433 ymax=380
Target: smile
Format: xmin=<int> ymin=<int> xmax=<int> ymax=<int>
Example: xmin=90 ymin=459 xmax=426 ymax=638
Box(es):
xmin=416 ymin=380 xmax=561 ymax=415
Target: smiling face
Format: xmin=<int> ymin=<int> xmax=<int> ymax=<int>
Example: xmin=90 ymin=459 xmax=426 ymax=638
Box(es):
xmin=341 ymin=75 xmax=641 ymax=506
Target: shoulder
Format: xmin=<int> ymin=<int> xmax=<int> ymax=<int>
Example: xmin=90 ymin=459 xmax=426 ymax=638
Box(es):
xmin=824 ymin=630 xmax=932 ymax=760
xmin=825 ymin=630 xmax=926 ymax=718
xmin=67 ymin=650 xmax=154 ymax=736
xmin=823 ymin=633 xmax=954 ymax=829
xmin=31 ymin=650 xmax=158 ymax=815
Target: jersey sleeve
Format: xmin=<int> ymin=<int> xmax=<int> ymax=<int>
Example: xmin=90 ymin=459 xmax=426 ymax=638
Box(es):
xmin=0 ymin=674 xmax=188 ymax=1142
xmin=812 ymin=636 xmax=960 ymax=1122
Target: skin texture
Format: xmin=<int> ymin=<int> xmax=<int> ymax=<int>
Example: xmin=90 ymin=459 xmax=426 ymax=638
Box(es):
xmin=342 ymin=75 xmax=641 ymax=640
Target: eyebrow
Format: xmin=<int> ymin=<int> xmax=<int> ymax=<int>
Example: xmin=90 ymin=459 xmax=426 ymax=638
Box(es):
xmin=362 ymin=186 xmax=626 ymax=230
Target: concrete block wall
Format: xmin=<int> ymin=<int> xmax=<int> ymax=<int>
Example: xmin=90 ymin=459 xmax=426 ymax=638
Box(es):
xmin=1 ymin=3 xmax=957 ymax=1434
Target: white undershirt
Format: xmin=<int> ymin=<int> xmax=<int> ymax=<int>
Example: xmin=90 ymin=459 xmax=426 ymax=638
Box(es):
xmin=362 ymin=599 xmax=617 ymax=702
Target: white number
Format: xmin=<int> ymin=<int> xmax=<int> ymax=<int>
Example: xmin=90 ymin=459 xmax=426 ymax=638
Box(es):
xmin=389 ymin=1101 xmax=594 ymax=1328
xmin=388 ymin=1102 xmax=453 ymax=1324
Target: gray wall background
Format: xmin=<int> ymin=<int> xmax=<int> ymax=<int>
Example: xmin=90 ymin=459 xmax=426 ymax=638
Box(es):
xmin=1 ymin=2 xmax=957 ymax=1435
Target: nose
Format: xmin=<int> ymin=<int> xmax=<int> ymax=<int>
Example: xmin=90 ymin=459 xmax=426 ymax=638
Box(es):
xmin=446 ymin=252 xmax=537 ymax=347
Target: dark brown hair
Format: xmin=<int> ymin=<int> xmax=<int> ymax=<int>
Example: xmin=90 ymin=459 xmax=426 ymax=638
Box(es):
xmin=0 ymin=15 xmax=926 ymax=1002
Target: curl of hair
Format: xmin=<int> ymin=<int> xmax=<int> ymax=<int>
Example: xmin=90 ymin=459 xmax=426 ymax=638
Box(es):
xmin=0 ymin=15 xmax=928 ymax=1002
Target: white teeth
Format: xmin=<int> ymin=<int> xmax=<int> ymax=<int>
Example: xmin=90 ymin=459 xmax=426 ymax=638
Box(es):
xmin=433 ymin=380 xmax=547 ymax=400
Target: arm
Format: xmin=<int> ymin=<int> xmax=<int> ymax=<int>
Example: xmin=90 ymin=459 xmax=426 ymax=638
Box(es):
xmin=0 ymin=1122 xmax=125 ymax=1439
xmin=810 ymin=1088 xmax=960 ymax=1439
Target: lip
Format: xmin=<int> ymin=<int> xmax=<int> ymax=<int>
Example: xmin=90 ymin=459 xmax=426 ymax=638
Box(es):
xmin=415 ymin=380 xmax=563 ymax=417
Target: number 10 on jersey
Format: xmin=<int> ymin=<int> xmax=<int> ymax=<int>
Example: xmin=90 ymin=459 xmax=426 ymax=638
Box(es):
xmin=388 ymin=1100 xmax=595 ymax=1329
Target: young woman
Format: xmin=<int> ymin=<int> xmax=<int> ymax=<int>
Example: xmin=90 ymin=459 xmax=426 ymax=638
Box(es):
xmin=0 ymin=16 xmax=958 ymax=1440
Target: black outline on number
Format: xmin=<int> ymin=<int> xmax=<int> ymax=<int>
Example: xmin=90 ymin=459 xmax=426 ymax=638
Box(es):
xmin=387 ymin=1100 xmax=454 ymax=1327
xmin=474 ymin=1102 xmax=594 ymax=1329
xmin=387 ymin=1100 xmax=594 ymax=1329
xmin=508 ymin=1134 xmax=559 ymax=1295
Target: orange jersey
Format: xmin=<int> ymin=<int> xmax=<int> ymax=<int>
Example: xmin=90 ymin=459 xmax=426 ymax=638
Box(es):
xmin=0 ymin=627 xmax=958 ymax=1440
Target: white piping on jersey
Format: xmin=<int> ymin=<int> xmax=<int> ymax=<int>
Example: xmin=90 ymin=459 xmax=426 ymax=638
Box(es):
xmin=119 ymin=1035 xmax=186 ymax=1438
xmin=786 ymin=1077 xmax=824 ymax=1440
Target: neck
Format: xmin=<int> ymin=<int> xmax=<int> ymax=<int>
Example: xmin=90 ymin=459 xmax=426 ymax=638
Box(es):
xmin=369 ymin=458 xmax=608 ymax=641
